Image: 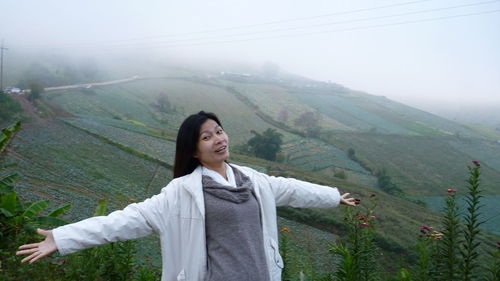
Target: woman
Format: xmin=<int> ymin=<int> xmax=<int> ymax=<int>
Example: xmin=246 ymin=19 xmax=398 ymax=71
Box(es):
xmin=17 ymin=111 xmax=357 ymax=281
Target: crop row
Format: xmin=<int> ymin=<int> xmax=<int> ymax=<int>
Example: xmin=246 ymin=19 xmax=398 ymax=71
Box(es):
xmin=62 ymin=117 xmax=176 ymax=164
xmin=293 ymin=92 xmax=412 ymax=134
xmin=223 ymin=81 xmax=350 ymax=131
xmin=448 ymin=138 xmax=500 ymax=172
xmin=0 ymin=119 xmax=172 ymax=221
xmin=282 ymin=138 xmax=367 ymax=173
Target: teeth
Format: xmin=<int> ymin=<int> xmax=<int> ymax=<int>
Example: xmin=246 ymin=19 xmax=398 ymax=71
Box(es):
xmin=216 ymin=146 xmax=226 ymax=152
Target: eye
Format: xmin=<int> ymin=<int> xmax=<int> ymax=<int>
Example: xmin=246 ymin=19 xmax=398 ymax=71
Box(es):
xmin=216 ymin=129 xmax=224 ymax=134
xmin=202 ymin=135 xmax=210 ymax=141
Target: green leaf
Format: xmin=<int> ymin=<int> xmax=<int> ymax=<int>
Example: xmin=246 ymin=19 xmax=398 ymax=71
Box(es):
xmin=31 ymin=216 xmax=67 ymax=226
xmin=48 ymin=204 xmax=71 ymax=217
xmin=93 ymin=200 xmax=107 ymax=217
xmin=0 ymin=192 xmax=17 ymax=214
xmin=0 ymin=185 xmax=14 ymax=195
xmin=0 ymin=173 xmax=19 ymax=188
xmin=12 ymin=121 xmax=21 ymax=132
xmin=0 ymin=207 xmax=14 ymax=217
xmin=1 ymin=128 xmax=12 ymax=137
xmin=22 ymin=200 xmax=49 ymax=219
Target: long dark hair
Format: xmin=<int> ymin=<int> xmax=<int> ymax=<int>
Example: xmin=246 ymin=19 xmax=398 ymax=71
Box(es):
xmin=173 ymin=111 xmax=223 ymax=178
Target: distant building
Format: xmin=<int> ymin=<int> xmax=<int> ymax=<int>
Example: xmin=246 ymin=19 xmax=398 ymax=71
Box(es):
xmin=220 ymin=71 xmax=252 ymax=82
xmin=3 ymin=87 xmax=22 ymax=94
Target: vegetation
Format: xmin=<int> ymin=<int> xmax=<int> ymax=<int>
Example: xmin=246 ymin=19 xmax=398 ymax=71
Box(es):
xmin=393 ymin=161 xmax=499 ymax=281
xmin=330 ymin=195 xmax=380 ymax=281
xmin=0 ymin=121 xmax=21 ymax=153
xmin=294 ymin=111 xmax=321 ymax=137
xmin=0 ymin=174 xmax=160 ymax=280
xmin=0 ymin=94 xmax=23 ymax=124
xmin=375 ymin=168 xmax=403 ymax=195
xmin=28 ymin=82 xmax=44 ymax=102
xmin=151 ymin=92 xmax=175 ymax=114
xmin=3 ymin=63 xmax=500 ymax=280
xmin=247 ymin=128 xmax=283 ymax=161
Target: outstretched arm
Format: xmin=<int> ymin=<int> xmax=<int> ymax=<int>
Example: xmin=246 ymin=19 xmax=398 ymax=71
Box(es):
xmin=16 ymin=228 xmax=57 ymax=264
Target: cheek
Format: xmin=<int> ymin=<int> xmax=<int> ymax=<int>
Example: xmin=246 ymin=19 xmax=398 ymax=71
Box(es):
xmin=195 ymin=142 xmax=210 ymax=158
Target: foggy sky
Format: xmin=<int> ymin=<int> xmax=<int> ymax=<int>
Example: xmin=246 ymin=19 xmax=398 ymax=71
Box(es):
xmin=1 ymin=0 xmax=499 ymax=120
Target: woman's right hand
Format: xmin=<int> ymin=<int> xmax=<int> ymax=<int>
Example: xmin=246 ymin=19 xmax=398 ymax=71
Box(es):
xmin=16 ymin=228 xmax=57 ymax=264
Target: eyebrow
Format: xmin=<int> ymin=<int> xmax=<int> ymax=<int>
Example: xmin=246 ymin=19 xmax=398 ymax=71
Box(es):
xmin=200 ymin=125 xmax=222 ymax=135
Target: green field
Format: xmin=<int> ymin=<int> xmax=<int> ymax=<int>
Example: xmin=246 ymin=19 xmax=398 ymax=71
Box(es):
xmin=3 ymin=67 xmax=500 ymax=277
xmin=418 ymin=195 xmax=500 ymax=235
xmin=43 ymin=79 xmax=374 ymax=180
xmin=222 ymin=80 xmax=351 ymax=131
xmin=325 ymin=132 xmax=500 ymax=196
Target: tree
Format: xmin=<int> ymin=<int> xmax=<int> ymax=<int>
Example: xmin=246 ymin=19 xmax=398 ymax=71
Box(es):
xmin=294 ymin=111 xmax=321 ymax=137
xmin=152 ymin=92 xmax=173 ymax=113
xmin=277 ymin=108 xmax=288 ymax=123
xmin=375 ymin=168 xmax=402 ymax=195
xmin=29 ymin=82 xmax=44 ymax=102
xmin=247 ymin=128 xmax=283 ymax=161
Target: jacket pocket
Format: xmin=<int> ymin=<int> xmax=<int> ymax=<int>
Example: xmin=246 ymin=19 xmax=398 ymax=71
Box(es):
xmin=176 ymin=269 xmax=186 ymax=280
xmin=270 ymin=238 xmax=284 ymax=269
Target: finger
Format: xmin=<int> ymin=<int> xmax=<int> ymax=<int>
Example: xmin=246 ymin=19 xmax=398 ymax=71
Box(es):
xmin=18 ymin=243 xmax=40 ymax=250
xmin=37 ymin=228 xmax=49 ymax=237
xmin=16 ymin=248 xmax=38 ymax=256
xmin=21 ymin=252 xmax=39 ymax=263
xmin=341 ymin=193 xmax=350 ymax=198
xmin=29 ymin=252 xmax=46 ymax=264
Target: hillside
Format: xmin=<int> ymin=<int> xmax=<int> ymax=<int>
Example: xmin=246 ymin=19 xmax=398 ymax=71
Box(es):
xmin=2 ymin=63 xmax=499 ymax=277
xmin=0 ymin=116 xmax=441 ymax=274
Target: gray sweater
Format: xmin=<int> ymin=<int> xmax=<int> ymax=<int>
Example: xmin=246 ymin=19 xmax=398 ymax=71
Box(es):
xmin=202 ymin=167 xmax=270 ymax=281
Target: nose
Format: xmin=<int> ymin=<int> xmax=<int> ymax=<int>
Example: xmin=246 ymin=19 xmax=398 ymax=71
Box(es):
xmin=214 ymin=134 xmax=225 ymax=143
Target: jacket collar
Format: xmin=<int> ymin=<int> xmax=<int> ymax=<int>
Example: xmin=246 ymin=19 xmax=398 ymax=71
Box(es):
xmin=180 ymin=164 xmax=263 ymax=219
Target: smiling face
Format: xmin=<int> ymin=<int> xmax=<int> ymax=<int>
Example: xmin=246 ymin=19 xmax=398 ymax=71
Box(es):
xmin=194 ymin=119 xmax=229 ymax=169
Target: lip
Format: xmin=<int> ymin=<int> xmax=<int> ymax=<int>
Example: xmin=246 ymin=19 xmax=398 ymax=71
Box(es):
xmin=215 ymin=146 xmax=227 ymax=153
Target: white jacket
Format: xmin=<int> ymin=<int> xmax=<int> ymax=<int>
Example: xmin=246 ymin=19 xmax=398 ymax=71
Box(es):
xmin=53 ymin=164 xmax=341 ymax=281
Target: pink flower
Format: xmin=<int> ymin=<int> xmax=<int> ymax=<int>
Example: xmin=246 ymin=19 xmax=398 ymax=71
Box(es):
xmin=354 ymin=198 xmax=361 ymax=205
xmin=472 ymin=160 xmax=480 ymax=167
xmin=360 ymin=222 xmax=370 ymax=228
xmin=447 ymin=188 xmax=457 ymax=194
xmin=420 ymin=225 xmax=433 ymax=233
xmin=358 ymin=215 xmax=367 ymax=221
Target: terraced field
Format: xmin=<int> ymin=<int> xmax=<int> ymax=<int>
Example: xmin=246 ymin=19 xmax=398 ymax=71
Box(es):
xmin=448 ymin=138 xmax=500 ymax=172
xmin=289 ymin=87 xmax=484 ymax=138
xmin=222 ymin=81 xmax=351 ymax=131
xmin=43 ymin=79 xmax=373 ymax=180
xmin=355 ymin=93 xmax=483 ymax=138
xmin=327 ymin=132 xmax=500 ymax=196
xmin=62 ymin=117 xmax=176 ymax=164
xmin=291 ymin=91 xmax=412 ymax=134
xmin=0 ymin=117 xmax=356 ymax=272
xmin=0 ymin=119 xmax=172 ymax=219
xmin=282 ymin=138 xmax=367 ymax=173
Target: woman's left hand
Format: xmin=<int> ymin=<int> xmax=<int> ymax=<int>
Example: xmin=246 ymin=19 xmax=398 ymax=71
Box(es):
xmin=340 ymin=193 xmax=358 ymax=206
